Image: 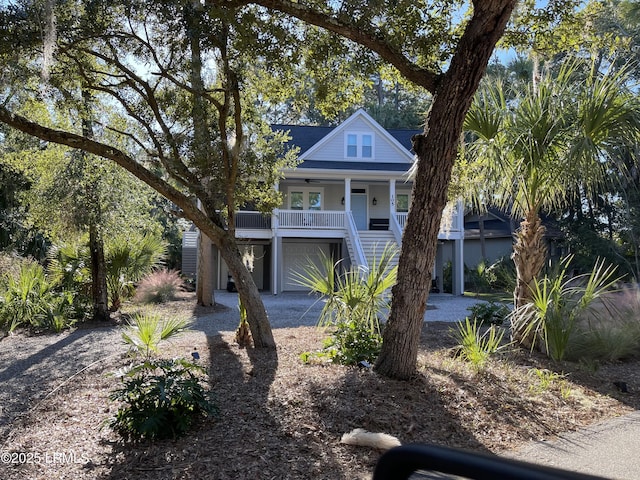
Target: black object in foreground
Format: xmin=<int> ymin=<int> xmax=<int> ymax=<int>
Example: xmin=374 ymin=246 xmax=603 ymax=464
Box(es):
xmin=373 ymin=444 xmax=609 ymax=480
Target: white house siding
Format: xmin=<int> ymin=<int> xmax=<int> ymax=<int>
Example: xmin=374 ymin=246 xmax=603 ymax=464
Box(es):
xmin=282 ymin=241 xmax=331 ymax=291
xmin=305 ymin=117 xmax=410 ymax=165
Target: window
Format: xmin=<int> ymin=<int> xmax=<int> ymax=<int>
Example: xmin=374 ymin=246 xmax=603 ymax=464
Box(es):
xmin=344 ymin=132 xmax=374 ymax=159
xmin=346 ymin=134 xmax=358 ymax=157
xmin=289 ymin=188 xmax=323 ymax=210
xmin=290 ymin=192 xmax=304 ymax=210
xmin=396 ymin=193 xmax=410 ymax=212
xmin=362 ymin=134 xmax=372 ymax=158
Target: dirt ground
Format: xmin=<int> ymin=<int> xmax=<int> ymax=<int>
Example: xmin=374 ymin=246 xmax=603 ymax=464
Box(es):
xmin=1 ymin=292 xmax=639 ymax=479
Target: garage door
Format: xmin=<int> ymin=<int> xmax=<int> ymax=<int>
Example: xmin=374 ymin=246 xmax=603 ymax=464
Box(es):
xmin=283 ymin=243 xmax=331 ymax=291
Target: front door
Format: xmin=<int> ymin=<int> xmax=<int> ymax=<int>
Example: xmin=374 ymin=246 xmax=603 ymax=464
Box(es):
xmin=351 ymin=194 xmax=368 ymax=230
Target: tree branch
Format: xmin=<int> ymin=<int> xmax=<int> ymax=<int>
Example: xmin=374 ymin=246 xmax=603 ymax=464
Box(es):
xmin=0 ymin=105 xmax=220 ymax=233
xmin=209 ymin=0 xmax=442 ymax=92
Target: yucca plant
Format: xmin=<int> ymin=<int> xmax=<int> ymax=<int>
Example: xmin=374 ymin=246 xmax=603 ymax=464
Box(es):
xmin=293 ymin=243 xmax=397 ymax=365
xmin=452 ymin=317 xmax=505 ymax=372
xmin=510 ymin=256 xmax=621 ymax=361
xmin=106 ymin=233 xmax=167 ymax=311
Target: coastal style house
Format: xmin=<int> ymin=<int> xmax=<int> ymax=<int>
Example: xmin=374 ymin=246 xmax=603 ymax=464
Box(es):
xmin=182 ymin=109 xmax=465 ymax=295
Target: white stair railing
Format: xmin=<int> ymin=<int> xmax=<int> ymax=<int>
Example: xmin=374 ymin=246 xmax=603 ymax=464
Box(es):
xmin=345 ymin=211 xmax=367 ymax=268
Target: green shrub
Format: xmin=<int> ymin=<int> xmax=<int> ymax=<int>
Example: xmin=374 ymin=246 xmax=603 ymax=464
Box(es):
xmin=294 ymin=243 xmax=396 ymax=366
xmin=133 ymin=269 xmax=183 ymax=304
xmin=106 ymin=233 xmax=167 ymax=311
xmin=487 ymin=256 xmax=517 ymax=293
xmin=108 ymin=313 xmax=212 ymax=441
xmin=0 ymin=262 xmax=75 ymax=333
xmin=467 ymin=301 xmax=510 ymax=326
xmin=510 ymin=256 xmax=620 ymax=361
xmin=108 ymin=358 xmax=217 ymax=441
xmin=304 ymin=318 xmax=383 ymax=365
xmin=466 ymin=260 xmax=495 ymax=294
xmin=46 ymin=242 xmax=92 ymax=318
xmin=452 ymin=317 xmax=505 ymax=372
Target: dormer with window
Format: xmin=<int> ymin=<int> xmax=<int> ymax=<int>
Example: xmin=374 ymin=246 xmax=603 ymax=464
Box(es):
xmin=345 ymin=132 xmax=374 ymax=159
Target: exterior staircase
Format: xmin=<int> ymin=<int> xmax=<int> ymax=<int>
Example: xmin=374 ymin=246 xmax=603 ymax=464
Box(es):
xmin=355 ymin=230 xmax=399 ymax=271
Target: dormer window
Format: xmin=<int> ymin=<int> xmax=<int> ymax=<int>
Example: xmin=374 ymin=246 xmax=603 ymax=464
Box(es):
xmin=345 ymin=132 xmax=374 ymax=158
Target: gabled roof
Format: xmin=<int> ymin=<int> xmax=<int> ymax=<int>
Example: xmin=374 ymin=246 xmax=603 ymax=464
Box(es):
xmin=272 ymin=109 xmax=420 ymax=171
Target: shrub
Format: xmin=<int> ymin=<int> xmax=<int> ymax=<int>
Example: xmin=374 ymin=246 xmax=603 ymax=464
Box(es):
xmin=452 ymin=317 xmax=505 ymax=372
xmin=294 ymin=243 xmax=397 ymax=366
xmin=106 ymin=233 xmax=167 ymax=311
xmin=488 ymin=256 xmax=517 ymax=293
xmin=565 ymin=287 xmax=640 ymax=362
xmin=0 ymin=262 xmax=75 ymax=333
xmin=466 ymin=260 xmax=495 ymax=294
xmin=467 ymin=301 xmax=510 ymax=326
xmin=46 ymin=242 xmax=92 ymax=318
xmin=510 ymin=256 xmax=620 ymax=361
xmin=108 ymin=358 xmax=217 ymax=441
xmin=108 ymin=313 xmax=214 ymax=441
xmin=133 ymin=269 xmax=183 ymax=304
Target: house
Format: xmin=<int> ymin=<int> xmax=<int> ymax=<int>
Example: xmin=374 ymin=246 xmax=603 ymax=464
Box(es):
xmin=182 ymin=109 xmax=465 ymax=295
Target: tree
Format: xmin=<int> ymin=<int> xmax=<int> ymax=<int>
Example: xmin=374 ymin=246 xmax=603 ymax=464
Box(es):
xmin=0 ymin=0 xmax=298 ymax=347
xmin=464 ymin=58 xmax=640 ymax=345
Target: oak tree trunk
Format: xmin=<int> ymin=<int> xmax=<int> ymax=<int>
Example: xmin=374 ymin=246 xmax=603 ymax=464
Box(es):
xmin=375 ymin=0 xmax=517 ymax=380
xmin=217 ymin=232 xmax=275 ymax=348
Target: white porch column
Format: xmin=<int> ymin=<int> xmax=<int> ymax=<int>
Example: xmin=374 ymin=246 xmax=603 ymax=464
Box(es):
xmin=272 ymin=235 xmax=282 ymax=295
xmin=344 ymin=177 xmax=351 ymax=211
xmin=389 ymin=179 xmax=396 ymax=217
xmin=271 ymin=182 xmax=279 ymax=295
xmin=453 ymin=238 xmax=465 ymax=295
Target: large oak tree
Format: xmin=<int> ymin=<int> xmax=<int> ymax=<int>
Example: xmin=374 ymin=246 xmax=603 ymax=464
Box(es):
xmin=0 ymin=0 xmax=299 ymax=347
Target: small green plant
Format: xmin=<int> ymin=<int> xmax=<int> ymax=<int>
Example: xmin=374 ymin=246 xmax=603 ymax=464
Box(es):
xmin=133 ymin=269 xmax=184 ymax=304
xmin=510 ymin=256 xmax=620 ymax=360
xmin=0 ymin=262 xmax=75 ymax=333
xmin=108 ymin=358 xmax=217 ymax=441
xmin=467 ymin=301 xmax=510 ymax=326
xmin=122 ymin=312 xmax=192 ymax=359
xmin=294 ymin=243 xmax=396 ymax=366
xmin=452 ymin=317 xmax=505 ymax=372
xmin=528 ymin=368 xmax=570 ymax=397
xmin=108 ymin=313 xmax=214 ymax=441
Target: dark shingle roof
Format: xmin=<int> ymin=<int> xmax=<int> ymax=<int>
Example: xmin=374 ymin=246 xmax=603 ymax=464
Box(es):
xmin=272 ymin=124 xmax=420 ymax=156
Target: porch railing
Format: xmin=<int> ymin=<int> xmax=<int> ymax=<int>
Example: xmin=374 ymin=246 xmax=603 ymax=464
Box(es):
xmin=278 ymin=210 xmax=345 ymax=229
xmin=234 ymin=211 xmax=271 ymax=229
xmin=394 ymin=208 xmax=462 ymax=233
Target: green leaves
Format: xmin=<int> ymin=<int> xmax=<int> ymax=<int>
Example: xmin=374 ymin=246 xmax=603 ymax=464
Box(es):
xmin=122 ymin=312 xmax=192 ymax=360
xmin=294 ymin=242 xmax=397 ymax=365
xmin=510 ymin=255 xmax=621 ymax=360
xmin=107 ymin=357 xmax=217 ymax=441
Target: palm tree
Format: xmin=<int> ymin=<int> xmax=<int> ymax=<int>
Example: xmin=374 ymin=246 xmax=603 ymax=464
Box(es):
xmin=464 ymin=58 xmax=640 ymax=345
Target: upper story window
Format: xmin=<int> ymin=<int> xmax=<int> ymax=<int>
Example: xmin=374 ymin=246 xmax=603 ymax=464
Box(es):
xmin=345 ymin=132 xmax=374 ymax=159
